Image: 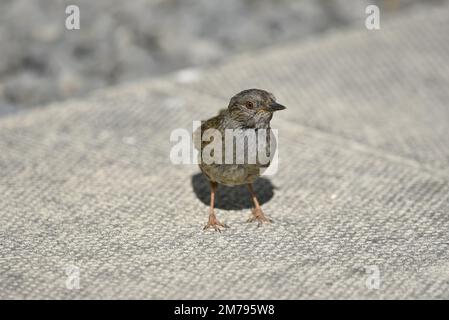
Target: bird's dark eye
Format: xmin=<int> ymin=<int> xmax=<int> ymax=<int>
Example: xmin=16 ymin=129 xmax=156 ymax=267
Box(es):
xmin=245 ymin=101 xmax=254 ymax=109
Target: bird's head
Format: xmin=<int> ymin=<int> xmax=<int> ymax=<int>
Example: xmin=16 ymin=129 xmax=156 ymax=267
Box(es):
xmin=227 ymin=89 xmax=286 ymax=128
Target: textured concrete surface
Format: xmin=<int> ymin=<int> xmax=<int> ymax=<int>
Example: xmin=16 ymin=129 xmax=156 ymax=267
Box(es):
xmin=1 ymin=4 xmax=449 ymax=299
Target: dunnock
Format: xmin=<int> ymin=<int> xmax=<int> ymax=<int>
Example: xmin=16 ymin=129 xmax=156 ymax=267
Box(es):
xmin=194 ymin=89 xmax=286 ymax=231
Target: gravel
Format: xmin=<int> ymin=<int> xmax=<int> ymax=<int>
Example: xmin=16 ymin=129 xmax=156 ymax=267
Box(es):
xmin=0 ymin=0 xmax=441 ymax=115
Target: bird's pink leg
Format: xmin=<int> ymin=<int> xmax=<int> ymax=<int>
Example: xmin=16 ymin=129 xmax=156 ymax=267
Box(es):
xmin=247 ymin=183 xmax=272 ymax=226
xmin=203 ymin=181 xmax=228 ymax=231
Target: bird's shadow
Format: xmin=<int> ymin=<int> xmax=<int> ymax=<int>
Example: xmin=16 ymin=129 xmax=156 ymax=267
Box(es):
xmin=191 ymin=172 xmax=275 ymax=210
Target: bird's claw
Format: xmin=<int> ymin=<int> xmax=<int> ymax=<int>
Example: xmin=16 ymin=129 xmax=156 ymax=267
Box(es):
xmin=247 ymin=208 xmax=272 ymax=227
xmin=203 ymin=215 xmax=229 ymax=232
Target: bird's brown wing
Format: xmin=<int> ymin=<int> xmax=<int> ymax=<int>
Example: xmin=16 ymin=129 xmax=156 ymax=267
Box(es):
xmin=192 ymin=114 xmax=224 ymax=151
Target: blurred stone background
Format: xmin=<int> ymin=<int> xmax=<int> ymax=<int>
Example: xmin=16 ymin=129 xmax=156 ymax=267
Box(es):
xmin=0 ymin=0 xmax=445 ymax=116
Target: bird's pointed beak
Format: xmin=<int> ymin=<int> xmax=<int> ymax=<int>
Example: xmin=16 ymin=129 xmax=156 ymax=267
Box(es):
xmin=268 ymin=102 xmax=286 ymax=112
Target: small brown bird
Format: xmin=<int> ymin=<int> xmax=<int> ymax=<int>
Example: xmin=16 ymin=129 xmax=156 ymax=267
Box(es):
xmin=194 ymin=89 xmax=286 ymax=231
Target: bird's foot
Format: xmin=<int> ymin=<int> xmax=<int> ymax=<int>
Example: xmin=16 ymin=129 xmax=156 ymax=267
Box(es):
xmin=247 ymin=208 xmax=272 ymax=227
xmin=203 ymin=213 xmax=229 ymax=232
